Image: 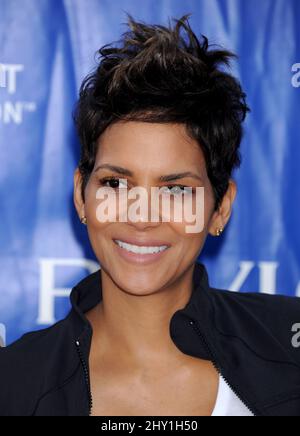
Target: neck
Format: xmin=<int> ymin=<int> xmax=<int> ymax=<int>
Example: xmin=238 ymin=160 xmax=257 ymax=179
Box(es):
xmin=86 ymin=264 xmax=196 ymax=368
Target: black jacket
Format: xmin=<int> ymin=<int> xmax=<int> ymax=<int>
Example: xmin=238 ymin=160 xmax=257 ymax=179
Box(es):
xmin=1 ymin=262 xmax=300 ymax=416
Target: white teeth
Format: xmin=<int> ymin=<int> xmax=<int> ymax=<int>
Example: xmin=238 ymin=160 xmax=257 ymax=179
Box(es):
xmin=115 ymin=240 xmax=168 ymax=254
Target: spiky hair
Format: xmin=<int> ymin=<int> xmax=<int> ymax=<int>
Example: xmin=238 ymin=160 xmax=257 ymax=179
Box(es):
xmin=73 ymin=13 xmax=250 ymax=208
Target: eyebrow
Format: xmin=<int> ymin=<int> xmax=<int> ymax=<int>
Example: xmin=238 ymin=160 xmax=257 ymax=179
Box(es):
xmin=94 ymin=164 xmax=204 ymax=182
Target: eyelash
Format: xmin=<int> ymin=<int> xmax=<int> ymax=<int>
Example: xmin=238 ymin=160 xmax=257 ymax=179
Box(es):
xmin=98 ymin=177 xmax=195 ymax=194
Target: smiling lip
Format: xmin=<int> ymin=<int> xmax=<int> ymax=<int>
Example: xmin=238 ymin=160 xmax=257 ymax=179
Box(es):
xmin=113 ymin=237 xmax=171 ymax=247
xmin=113 ymin=240 xmax=170 ymax=265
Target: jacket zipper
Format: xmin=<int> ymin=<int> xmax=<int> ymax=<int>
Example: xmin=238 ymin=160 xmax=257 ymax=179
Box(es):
xmin=76 ymin=321 xmax=260 ymax=417
xmin=75 ymin=340 xmax=93 ymax=416
xmin=189 ymin=318 xmax=259 ymax=416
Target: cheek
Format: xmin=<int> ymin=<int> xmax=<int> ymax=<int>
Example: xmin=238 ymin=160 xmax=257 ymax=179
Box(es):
xmin=84 ymin=179 xmax=115 ymax=225
xmin=84 ymin=182 xmax=107 ymax=229
xmin=84 ymin=190 xmax=113 ymax=263
xmin=173 ymin=188 xmax=214 ymax=231
xmin=169 ymin=220 xmax=207 ymax=249
xmin=168 ymin=188 xmax=214 ymax=253
xmin=168 ymin=220 xmax=207 ymax=265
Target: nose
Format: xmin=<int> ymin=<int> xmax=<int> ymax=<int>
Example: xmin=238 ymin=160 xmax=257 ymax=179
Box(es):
xmin=125 ymin=185 xmax=162 ymax=230
xmin=127 ymin=217 xmax=161 ymax=231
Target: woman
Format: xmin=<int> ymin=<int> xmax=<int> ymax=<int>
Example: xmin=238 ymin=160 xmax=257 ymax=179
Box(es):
xmin=1 ymin=13 xmax=300 ymax=417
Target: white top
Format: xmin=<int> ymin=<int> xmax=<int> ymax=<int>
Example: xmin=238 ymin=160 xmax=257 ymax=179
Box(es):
xmin=211 ymin=375 xmax=254 ymax=416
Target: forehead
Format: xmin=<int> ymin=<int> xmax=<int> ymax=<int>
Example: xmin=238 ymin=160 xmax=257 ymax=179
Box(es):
xmin=96 ymin=121 xmax=206 ymax=172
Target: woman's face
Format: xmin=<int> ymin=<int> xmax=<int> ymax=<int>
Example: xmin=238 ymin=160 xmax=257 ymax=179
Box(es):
xmin=74 ymin=121 xmax=235 ymax=295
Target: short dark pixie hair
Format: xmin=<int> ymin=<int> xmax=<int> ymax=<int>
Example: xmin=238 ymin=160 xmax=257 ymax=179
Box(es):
xmin=73 ymin=13 xmax=250 ymax=210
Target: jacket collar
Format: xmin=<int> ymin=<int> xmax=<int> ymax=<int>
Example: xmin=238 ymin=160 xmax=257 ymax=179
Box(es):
xmin=69 ymin=262 xmax=212 ymax=359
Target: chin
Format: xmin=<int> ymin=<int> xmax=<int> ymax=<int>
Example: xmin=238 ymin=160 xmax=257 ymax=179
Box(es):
xmin=115 ymin=270 xmax=168 ymax=295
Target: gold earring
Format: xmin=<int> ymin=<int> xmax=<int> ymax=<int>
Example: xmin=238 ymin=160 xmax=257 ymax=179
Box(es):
xmin=216 ymin=227 xmax=224 ymax=237
xmin=80 ymin=216 xmax=87 ymax=225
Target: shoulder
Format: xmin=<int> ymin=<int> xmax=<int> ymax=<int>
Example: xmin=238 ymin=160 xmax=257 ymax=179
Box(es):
xmin=209 ymin=288 xmax=300 ymax=365
xmin=0 ymin=314 xmax=78 ymax=416
xmin=210 ymin=287 xmax=300 ymax=322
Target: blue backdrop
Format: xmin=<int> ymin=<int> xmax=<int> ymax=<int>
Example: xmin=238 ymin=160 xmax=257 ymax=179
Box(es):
xmin=0 ymin=0 xmax=300 ymax=346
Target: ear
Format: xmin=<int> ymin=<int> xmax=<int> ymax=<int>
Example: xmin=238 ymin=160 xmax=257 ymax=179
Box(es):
xmin=73 ymin=168 xmax=85 ymax=220
xmin=208 ymin=179 xmax=237 ymax=236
